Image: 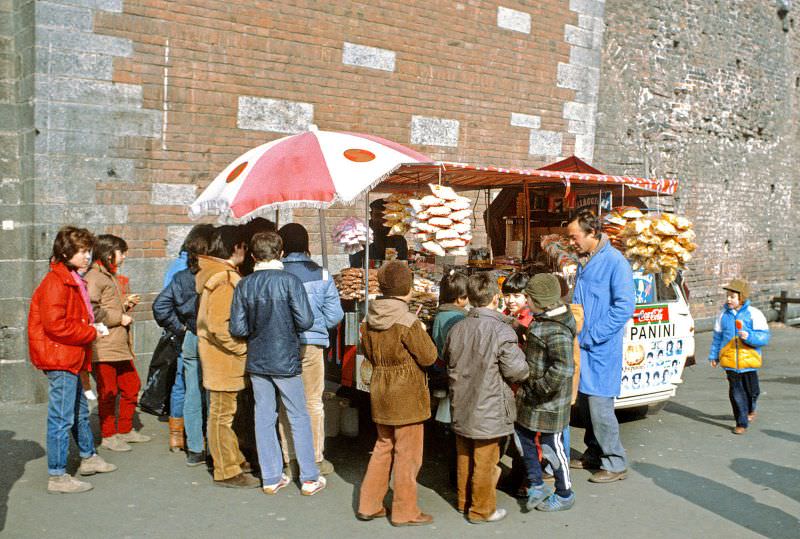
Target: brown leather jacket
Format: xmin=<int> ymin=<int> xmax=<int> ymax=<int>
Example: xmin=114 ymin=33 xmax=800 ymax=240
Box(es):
xmin=361 ymin=297 xmax=437 ymax=426
xmin=195 ymin=256 xmax=247 ymax=392
xmin=445 ymin=308 xmax=529 ymax=440
xmin=85 ymin=263 xmax=134 ymax=363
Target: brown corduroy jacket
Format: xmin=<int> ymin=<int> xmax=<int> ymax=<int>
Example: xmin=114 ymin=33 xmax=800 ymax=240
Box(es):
xmin=360 ymin=297 xmax=438 ymax=426
xmin=85 ymin=263 xmax=134 ymax=363
xmin=195 ymin=256 xmax=247 ymax=392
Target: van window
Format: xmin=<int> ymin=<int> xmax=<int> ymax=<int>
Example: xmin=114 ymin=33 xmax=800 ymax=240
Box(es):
xmin=655 ymin=274 xmax=679 ymax=302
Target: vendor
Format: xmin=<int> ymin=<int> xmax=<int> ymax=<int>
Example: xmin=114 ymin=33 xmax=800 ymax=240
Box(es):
xmin=349 ymin=198 xmax=408 ymax=267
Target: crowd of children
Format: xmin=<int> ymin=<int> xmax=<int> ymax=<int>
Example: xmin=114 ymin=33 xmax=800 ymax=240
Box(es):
xmin=29 ymin=219 xmax=768 ymax=523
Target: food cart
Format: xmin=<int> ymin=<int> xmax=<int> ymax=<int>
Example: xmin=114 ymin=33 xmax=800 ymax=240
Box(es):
xmin=325 ymin=156 xmax=695 ymax=412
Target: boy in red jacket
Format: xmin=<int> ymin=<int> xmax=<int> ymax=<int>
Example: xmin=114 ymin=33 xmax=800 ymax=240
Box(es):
xmin=29 ymin=226 xmax=117 ymax=494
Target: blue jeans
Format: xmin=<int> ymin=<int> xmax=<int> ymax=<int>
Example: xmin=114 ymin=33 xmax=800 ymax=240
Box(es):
xmin=726 ymin=370 xmax=759 ymax=428
xmin=170 ymin=354 xmax=185 ymax=418
xmin=46 ymin=370 xmax=95 ymax=476
xmin=578 ymin=392 xmax=628 ymax=473
xmin=251 ymin=373 xmax=319 ymax=484
xmin=181 ymin=332 xmax=206 ymax=453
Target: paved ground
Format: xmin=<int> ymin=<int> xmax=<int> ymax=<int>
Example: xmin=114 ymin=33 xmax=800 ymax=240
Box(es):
xmin=1 ymin=327 xmax=799 ymax=539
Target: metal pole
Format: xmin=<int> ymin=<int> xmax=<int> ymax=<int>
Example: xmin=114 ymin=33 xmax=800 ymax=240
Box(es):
xmin=319 ymin=208 xmax=328 ymax=268
xmin=363 ymin=193 xmax=370 ymax=322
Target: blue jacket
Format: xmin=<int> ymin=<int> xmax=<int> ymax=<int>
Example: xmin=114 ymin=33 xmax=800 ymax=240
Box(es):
xmin=152 ymin=268 xmax=198 ymax=337
xmin=281 ymin=253 xmax=344 ymax=347
xmin=708 ymin=300 xmax=770 ymax=372
xmin=229 ymin=263 xmax=314 ymax=377
xmin=573 ymin=239 xmax=636 ymax=397
xmin=163 ymin=251 xmax=188 ymax=288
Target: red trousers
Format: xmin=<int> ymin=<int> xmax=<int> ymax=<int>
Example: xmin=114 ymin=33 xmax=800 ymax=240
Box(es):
xmin=94 ymin=360 xmax=141 ymax=438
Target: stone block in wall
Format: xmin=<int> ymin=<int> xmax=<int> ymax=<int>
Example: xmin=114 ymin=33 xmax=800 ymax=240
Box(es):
xmin=565 ymin=24 xmax=593 ymax=48
xmin=0 ymin=259 xmax=34 ymax=299
xmin=41 ymin=77 xmax=143 ymax=108
xmin=410 ymin=115 xmax=459 ymax=147
xmin=570 ymin=0 xmax=605 ymax=18
xmin=151 ymin=183 xmax=196 ymax=206
xmin=38 ymin=27 xmax=132 ymax=56
xmin=56 ymin=0 xmax=123 ymax=12
xmin=45 ymin=50 xmax=114 ymax=79
xmin=166 ymin=225 xmax=193 ymax=257
xmin=237 ymin=96 xmax=314 ymax=134
xmin=528 ymin=130 xmax=562 ymax=156
xmin=123 ymin=257 xmax=170 ymax=294
xmin=36 ymin=1 xmax=93 ymax=31
xmin=510 ymin=112 xmax=541 ymax=129
xmin=0 ymin=362 xmax=41 ymax=403
xmin=342 ymin=42 xmax=396 ymax=72
xmin=47 ymin=103 xmax=162 ymax=137
xmin=497 ymin=6 xmax=531 ymax=34
xmin=45 ymin=129 xmax=112 ymax=155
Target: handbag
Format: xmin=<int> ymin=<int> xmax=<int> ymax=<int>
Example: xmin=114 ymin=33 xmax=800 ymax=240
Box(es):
xmin=139 ymin=331 xmax=181 ymax=416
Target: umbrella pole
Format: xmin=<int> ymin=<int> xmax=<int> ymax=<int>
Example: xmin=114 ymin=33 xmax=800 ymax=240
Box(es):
xmin=364 ymin=194 xmax=370 ymax=322
xmin=319 ymin=209 xmax=328 ymax=268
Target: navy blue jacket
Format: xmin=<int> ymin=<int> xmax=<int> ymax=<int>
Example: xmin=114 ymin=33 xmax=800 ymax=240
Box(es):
xmin=152 ymin=267 xmax=198 ymax=337
xmin=229 ymin=264 xmax=314 ymax=377
xmin=282 ymin=253 xmax=344 ymax=347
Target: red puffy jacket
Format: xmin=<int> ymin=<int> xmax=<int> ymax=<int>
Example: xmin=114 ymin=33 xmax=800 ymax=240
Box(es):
xmin=28 ymin=262 xmax=97 ymax=374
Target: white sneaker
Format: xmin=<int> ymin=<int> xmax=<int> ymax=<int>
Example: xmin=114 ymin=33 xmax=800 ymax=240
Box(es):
xmin=78 ymin=454 xmax=117 ymax=476
xmin=262 ymin=473 xmax=291 ymax=495
xmin=47 ymin=474 xmax=92 ymax=494
xmin=301 ymin=476 xmax=327 ymax=496
xmin=101 ymin=435 xmax=132 ymax=452
xmin=117 ymin=430 xmax=151 ymax=443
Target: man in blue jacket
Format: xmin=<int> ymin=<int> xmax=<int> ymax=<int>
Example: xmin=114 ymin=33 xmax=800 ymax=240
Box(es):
xmin=230 ymin=231 xmax=327 ymax=495
xmin=278 ymin=223 xmax=344 ymax=475
xmin=567 ymin=210 xmax=635 ymax=483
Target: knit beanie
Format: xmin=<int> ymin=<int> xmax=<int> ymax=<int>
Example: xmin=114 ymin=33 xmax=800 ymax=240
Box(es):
xmin=278 ymin=223 xmax=309 ymax=255
xmin=524 ymin=273 xmax=563 ymax=310
xmin=723 ymin=278 xmax=750 ymax=302
xmin=378 ymin=260 xmax=412 ymax=297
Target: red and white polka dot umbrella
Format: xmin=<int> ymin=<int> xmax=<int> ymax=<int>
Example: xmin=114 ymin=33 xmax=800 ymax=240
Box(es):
xmin=189 ymin=127 xmax=430 ymax=222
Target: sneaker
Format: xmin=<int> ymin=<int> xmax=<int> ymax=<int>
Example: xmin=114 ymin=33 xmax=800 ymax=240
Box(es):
xmin=117 ymin=430 xmax=151 ymax=443
xmin=214 ymin=472 xmax=260 ymax=489
xmin=78 ymin=454 xmax=117 ymax=476
xmin=101 ymin=435 xmax=132 ymax=452
xmin=301 ymin=475 xmax=327 ymax=496
xmin=47 ymin=474 xmax=92 ymax=494
xmin=317 ymin=459 xmax=335 ymax=475
xmin=468 ymin=509 xmax=507 ymax=524
xmin=262 ymin=473 xmax=291 ymax=495
xmin=186 ymin=451 xmax=206 ymax=467
xmin=536 ymin=492 xmax=576 ymax=512
xmin=525 ymin=483 xmax=554 ymax=511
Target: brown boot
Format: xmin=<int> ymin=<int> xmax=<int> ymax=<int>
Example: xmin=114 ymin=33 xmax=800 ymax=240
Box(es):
xmin=168 ymin=417 xmax=185 ymax=452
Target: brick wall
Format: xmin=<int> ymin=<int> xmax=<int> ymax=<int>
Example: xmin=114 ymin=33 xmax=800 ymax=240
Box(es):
xmin=593 ymin=0 xmax=800 ymax=325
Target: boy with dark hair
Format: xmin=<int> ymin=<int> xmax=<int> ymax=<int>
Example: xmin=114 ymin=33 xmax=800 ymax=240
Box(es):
xmin=445 ymin=271 xmax=529 ymax=524
xmin=357 ymin=261 xmax=438 ymax=526
xmin=276 ymin=223 xmax=344 ymax=476
xmin=502 ymin=272 xmax=533 ymax=329
xmin=230 ymin=232 xmax=325 ymax=496
xmin=515 ymin=273 xmax=577 ymax=512
xmin=195 ymin=224 xmax=258 ymax=488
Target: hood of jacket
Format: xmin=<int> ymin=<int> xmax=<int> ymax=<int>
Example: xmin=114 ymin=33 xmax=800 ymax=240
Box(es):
xmin=533 ymin=304 xmax=577 ymax=336
xmin=367 ymin=297 xmax=417 ymax=330
xmin=196 ymin=255 xmax=238 ymax=294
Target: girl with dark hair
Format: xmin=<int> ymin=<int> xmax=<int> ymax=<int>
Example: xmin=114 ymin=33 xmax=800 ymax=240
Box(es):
xmin=153 ymin=224 xmax=215 ymax=463
xmin=85 ymin=234 xmax=150 ymax=452
xmin=503 ymin=272 xmax=533 ymax=330
xmin=29 ymin=226 xmax=117 ymax=493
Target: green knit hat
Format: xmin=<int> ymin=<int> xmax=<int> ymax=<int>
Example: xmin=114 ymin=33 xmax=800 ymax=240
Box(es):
xmin=524 ymin=273 xmax=563 ymax=310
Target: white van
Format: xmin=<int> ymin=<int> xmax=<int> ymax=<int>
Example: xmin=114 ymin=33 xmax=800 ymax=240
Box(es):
xmin=615 ymin=271 xmax=695 ymax=410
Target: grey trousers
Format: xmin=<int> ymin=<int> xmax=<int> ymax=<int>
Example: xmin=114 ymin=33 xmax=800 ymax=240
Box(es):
xmin=578 ymin=392 xmax=628 ymax=472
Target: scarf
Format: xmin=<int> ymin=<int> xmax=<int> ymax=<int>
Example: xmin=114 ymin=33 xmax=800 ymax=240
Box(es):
xmin=71 ymin=271 xmax=95 ymax=324
xmin=254 ymin=260 xmax=284 ymax=271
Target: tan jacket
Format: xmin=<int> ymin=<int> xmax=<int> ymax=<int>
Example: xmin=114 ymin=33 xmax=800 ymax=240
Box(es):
xmin=85 ymin=263 xmax=134 ymax=363
xmin=361 ymin=297 xmax=438 ymax=426
xmin=570 ymin=304 xmax=584 ymax=404
xmin=195 ymin=256 xmax=247 ymax=392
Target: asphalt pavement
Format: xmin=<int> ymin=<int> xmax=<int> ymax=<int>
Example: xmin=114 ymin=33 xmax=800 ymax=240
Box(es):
xmin=1 ymin=327 xmax=798 ymax=538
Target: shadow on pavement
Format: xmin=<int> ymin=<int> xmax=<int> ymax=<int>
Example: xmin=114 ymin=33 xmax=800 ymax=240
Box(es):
xmin=662 ymin=401 xmax=732 ymax=431
xmin=760 ymin=429 xmax=800 ymax=444
xmin=634 ymin=462 xmax=800 ymax=538
xmin=0 ymin=430 xmax=46 ymax=533
xmin=756 ymin=376 xmax=800 ymax=385
xmin=730 ymin=458 xmax=800 ymax=504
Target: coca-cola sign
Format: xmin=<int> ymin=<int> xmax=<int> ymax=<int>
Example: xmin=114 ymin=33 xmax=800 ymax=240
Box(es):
xmin=634 ymin=305 xmax=669 ymax=325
